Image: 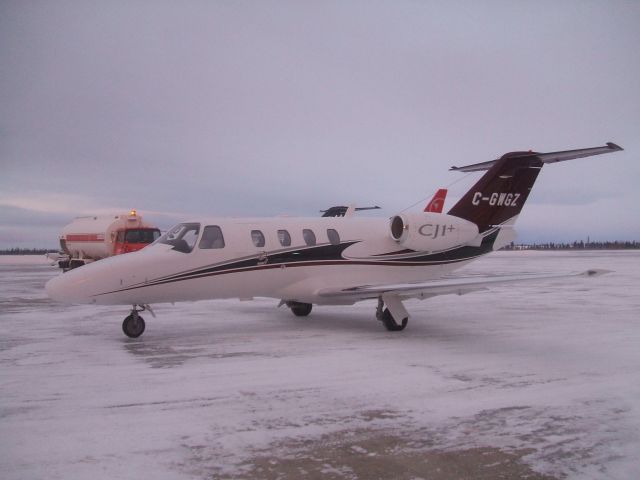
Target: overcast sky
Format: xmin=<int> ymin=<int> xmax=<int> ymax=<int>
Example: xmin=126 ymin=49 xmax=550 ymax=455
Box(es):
xmin=1 ymin=0 xmax=639 ymax=248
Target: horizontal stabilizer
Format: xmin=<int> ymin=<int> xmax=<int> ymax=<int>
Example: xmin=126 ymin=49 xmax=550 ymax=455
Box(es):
xmin=450 ymin=142 xmax=623 ymax=173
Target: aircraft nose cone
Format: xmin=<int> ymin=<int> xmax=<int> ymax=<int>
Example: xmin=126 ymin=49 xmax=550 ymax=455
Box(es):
xmin=45 ymin=275 xmax=63 ymax=302
xmin=45 ymin=248 xmax=158 ymax=306
xmin=45 ymin=269 xmax=94 ymax=304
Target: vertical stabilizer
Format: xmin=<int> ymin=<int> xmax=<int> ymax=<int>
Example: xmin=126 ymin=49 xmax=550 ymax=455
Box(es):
xmin=447 ymin=142 xmax=622 ymax=236
xmin=448 ymin=153 xmax=543 ymax=233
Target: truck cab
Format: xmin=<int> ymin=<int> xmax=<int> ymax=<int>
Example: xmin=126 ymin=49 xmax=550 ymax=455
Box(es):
xmin=114 ymin=228 xmax=161 ymax=255
xmin=56 ymin=211 xmax=162 ymax=271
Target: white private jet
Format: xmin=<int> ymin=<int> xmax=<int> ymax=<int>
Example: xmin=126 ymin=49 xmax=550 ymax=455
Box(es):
xmin=46 ymin=142 xmax=622 ymax=338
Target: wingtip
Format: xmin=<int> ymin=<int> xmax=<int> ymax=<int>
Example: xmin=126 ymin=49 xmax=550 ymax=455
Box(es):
xmin=606 ymin=142 xmax=623 ymax=151
xmin=581 ymin=269 xmax=613 ymax=277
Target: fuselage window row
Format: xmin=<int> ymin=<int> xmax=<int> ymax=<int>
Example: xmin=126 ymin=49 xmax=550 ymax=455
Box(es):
xmin=194 ymin=226 xmax=340 ymax=251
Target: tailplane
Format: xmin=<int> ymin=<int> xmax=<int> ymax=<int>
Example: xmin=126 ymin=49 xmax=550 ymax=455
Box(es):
xmin=447 ymin=143 xmax=623 ymax=235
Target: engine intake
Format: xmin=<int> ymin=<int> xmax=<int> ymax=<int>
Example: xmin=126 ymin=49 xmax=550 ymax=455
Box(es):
xmin=390 ymin=215 xmax=406 ymax=241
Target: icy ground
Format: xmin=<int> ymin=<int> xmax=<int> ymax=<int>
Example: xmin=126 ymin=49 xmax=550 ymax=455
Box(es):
xmin=1 ymin=251 xmax=639 ymax=479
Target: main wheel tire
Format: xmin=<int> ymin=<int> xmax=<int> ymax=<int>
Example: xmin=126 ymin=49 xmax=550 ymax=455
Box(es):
xmin=287 ymin=301 xmax=313 ymax=317
xmin=122 ymin=314 xmax=146 ymax=338
xmin=381 ymin=308 xmax=408 ymax=332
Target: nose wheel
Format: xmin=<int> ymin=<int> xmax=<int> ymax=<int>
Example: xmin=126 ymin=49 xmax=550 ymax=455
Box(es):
xmin=122 ymin=308 xmax=146 ymax=338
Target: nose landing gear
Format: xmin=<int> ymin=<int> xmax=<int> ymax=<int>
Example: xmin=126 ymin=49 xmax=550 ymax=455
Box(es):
xmin=122 ymin=305 xmax=149 ymax=338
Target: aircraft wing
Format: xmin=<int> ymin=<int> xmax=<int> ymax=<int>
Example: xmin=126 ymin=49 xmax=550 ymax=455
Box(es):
xmin=317 ymin=269 xmax=610 ymax=302
xmin=450 ymin=142 xmax=623 ymax=172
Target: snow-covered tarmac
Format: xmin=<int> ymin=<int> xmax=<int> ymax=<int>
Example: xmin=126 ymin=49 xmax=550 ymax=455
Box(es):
xmin=1 ymin=251 xmax=639 ymax=479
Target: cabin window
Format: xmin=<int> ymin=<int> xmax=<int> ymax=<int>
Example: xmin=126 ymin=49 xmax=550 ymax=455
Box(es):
xmin=303 ymin=229 xmax=316 ymax=246
xmin=155 ymin=223 xmax=200 ymax=253
xmin=251 ymin=230 xmax=266 ymax=248
xmin=116 ymin=231 xmax=125 ymax=243
xmin=199 ymin=225 xmax=225 ymax=249
xmin=278 ymin=229 xmax=291 ymax=247
xmin=327 ymin=229 xmax=340 ymax=245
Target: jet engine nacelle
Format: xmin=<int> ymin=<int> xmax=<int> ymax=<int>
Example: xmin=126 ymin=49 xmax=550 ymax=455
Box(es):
xmin=389 ymin=212 xmax=479 ymax=252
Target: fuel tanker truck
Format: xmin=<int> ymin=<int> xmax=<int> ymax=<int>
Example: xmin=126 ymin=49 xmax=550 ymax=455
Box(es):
xmin=56 ymin=210 xmax=161 ymax=270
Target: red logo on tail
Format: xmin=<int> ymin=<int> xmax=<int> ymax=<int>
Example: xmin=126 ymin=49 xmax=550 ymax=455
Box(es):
xmin=424 ymin=189 xmax=448 ymax=213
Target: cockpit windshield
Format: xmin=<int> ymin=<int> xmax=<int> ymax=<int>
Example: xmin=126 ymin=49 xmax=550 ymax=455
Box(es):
xmin=154 ymin=223 xmax=201 ymax=253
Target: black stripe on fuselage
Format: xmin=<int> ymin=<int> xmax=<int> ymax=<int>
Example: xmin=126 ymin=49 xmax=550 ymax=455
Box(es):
xmin=93 ymin=231 xmax=499 ymax=298
xmin=95 ymin=242 xmax=358 ymax=296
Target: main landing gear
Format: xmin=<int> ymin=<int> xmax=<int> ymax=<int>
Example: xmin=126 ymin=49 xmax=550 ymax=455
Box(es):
xmin=282 ymin=297 xmax=408 ymax=332
xmin=122 ymin=305 xmax=150 ymax=338
xmin=282 ymin=297 xmax=409 ymax=331
xmin=376 ymin=296 xmax=409 ymax=331
xmin=286 ymin=301 xmax=313 ymax=317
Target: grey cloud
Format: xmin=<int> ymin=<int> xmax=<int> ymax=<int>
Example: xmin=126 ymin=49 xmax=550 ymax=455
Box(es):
xmin=1 ymin=1 xmax=639 ymax=247
xmin=0 ymin=205 xmax=73 ymax=227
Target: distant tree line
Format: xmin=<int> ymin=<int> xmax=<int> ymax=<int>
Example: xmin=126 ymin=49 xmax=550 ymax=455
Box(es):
xmin=502 ymin=241 xmax=640 ymax=251
xmin=0 ymin=248 xmax=58 ymax=255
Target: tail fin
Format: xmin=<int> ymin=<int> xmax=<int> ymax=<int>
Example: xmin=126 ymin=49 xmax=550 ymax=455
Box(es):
xmin=447 ymin=152 xmax=542 ymax=233
xmin=424 ymin=188 xmax=448 ymax=213
xmin=447 ymin=143 xmax=623 ymax=234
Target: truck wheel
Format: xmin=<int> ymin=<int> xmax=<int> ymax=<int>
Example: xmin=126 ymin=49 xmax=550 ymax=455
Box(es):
xmin=122 ymin=314 xmax=145 ymax=338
